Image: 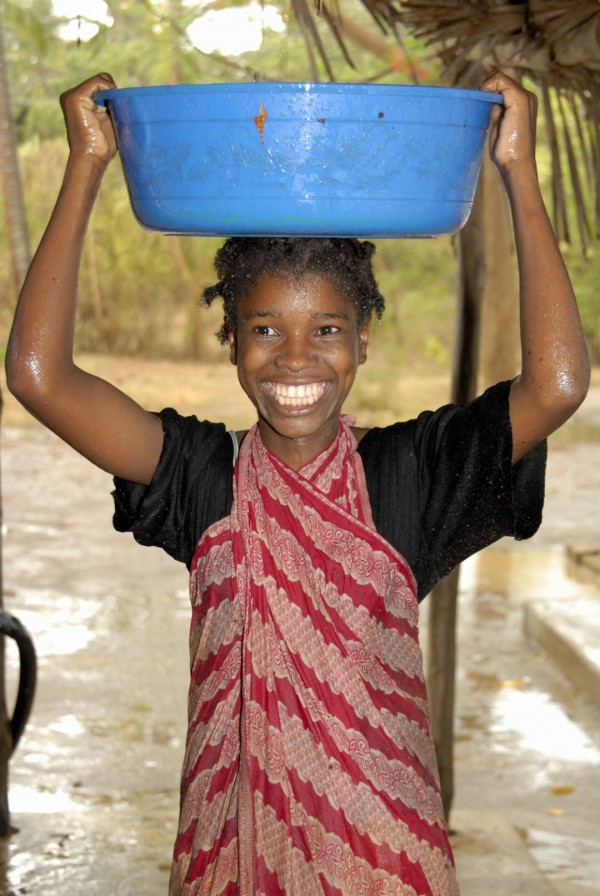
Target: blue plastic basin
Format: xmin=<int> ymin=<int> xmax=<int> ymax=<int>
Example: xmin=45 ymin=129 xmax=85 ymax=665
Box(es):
xmin=95 ymin=82 xmax=502 ymax=238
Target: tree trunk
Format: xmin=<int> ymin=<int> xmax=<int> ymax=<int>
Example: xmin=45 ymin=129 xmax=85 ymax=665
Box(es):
xmin=0 ymin=10 xmax=32 ymax=837
xmin=0 ymin=14 xmax=31 ymax=299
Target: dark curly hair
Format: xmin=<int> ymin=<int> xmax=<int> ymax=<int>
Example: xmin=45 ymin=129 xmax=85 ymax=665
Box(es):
xmin=202 ymin=237 xmax=385 ymax=345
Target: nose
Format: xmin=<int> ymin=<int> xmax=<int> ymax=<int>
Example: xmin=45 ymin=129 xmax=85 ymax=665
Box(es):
xmin=274 ymin=333 xmax=318 ymax=372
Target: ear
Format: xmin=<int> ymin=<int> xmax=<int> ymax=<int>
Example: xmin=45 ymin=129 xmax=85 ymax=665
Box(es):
xmin=226 ymin=330 xmax=237 ymax=365
xmin=358 ymin=317 xmax=371 ymax=365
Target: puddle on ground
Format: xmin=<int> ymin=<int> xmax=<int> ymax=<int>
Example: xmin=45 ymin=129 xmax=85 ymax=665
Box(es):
xmin=461 ymin=545 xmax=599 ymax=604
xmin=10 ymin=784 xmax=82 ymax=816
xmin=489 ymin=687 xmax=600 ymax=768
xmin=2 ymin=423 xmax=600 ymax=893
xmin=444 ymin=546 xmax=600 ymax=891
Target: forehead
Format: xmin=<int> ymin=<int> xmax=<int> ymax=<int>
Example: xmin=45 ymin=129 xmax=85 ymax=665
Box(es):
xmin=239 ymin=273 xmax=355 ymax=319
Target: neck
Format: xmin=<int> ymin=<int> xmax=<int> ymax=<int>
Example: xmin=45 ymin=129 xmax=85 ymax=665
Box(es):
xmin=256 ymin=418 xmax=341 ymax=470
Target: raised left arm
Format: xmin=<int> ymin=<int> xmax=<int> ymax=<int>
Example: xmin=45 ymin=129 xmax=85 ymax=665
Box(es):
xmin=481 ymin=72 xmax=590 ymax=462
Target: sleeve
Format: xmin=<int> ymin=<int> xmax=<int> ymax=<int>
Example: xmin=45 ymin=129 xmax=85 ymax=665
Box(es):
xmin=111 ymin=408 xmax=234 ymax=568
xmin=359 ymin=380 xmax=546 ymax=600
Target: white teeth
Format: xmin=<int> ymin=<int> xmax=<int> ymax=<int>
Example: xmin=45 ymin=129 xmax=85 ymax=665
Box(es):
xmin=270 ymin=382 xmax=326 ymax=406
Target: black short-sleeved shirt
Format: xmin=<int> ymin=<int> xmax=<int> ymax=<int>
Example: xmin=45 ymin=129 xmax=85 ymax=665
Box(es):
xmin=112 ymin=380 xmax=546 ymax=600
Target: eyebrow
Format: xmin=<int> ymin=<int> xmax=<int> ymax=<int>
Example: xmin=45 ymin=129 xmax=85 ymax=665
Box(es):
xmin=240 ymin=309 xmax=351 ymax=322
xmin=310 ymin=310 xmax=351 ymax=320
xmin=240 ymin=309 xmax=279 ymax=322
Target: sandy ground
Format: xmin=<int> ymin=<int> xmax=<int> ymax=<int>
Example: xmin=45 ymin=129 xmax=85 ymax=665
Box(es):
xmin=1 ymin=360 xmax=599 ymax=894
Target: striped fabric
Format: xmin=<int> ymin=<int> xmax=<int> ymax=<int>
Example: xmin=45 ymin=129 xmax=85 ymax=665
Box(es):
xmin=169 ymin=420 xmax=459 ymax=895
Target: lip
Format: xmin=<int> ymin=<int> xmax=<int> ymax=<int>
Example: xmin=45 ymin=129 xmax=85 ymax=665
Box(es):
xmin=263 ymin=381 xmax=328 ymax=408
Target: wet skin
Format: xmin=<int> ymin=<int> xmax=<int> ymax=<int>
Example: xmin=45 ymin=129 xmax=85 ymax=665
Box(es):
xmin=227 ymin=274 xmax=370 ymax=470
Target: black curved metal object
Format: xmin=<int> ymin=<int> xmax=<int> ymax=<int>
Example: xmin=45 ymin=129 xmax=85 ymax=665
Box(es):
xmin=0 ymin=611 xmax=36 ymax=754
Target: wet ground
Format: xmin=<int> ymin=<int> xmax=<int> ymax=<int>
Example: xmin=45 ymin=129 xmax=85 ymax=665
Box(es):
xmin=1 ymin=365 xmax=599 ymax=894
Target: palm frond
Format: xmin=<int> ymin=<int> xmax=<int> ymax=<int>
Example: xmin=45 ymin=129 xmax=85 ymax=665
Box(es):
xmin=299 ymin=0 xmax=600 ymax=247
xmin=398 ymin=0 xmax=600 ymax=247
xmin=303 ymin=0 xmax=408 ymax=77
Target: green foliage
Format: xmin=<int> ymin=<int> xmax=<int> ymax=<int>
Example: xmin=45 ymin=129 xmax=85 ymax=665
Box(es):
xmin=0 ymin=132 xmax=458 ymax=363
xmin=1 ymin=0 xmax=598 ymax=365
xmin=368 ymin=236 xmax=456 ymax=369
xmin=561 ymin=245 xmax=600 ymax=361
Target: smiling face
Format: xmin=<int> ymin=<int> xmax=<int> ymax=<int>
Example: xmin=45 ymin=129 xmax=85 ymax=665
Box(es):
xmin=228 ymin=273 xmax=370 ymax=469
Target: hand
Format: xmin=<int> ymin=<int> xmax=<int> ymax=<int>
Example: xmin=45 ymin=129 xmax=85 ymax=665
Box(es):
xmin=480 ymin=71 xmax=538 ymax=178
xmin=60 ymin=72 xmax=118 ymax=165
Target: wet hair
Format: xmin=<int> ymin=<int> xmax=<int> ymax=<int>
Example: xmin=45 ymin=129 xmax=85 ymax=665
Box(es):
xmin=202 ymin=237 xmax=385 ymax=344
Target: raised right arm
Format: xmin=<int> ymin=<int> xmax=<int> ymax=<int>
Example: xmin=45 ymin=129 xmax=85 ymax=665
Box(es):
xmin=5 ymin=73 xmax=163 ymax=485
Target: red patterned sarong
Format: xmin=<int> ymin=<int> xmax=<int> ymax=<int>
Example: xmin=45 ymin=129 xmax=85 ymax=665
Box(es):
xmin=170 ymin=420 xmax=459 ymax=895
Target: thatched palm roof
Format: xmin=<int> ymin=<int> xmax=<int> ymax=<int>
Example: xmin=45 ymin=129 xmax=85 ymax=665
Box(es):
xmin=401 ymin=1 xmax=600 ymax=88
xmin=305 ymin=0 xmax=600 ymax=248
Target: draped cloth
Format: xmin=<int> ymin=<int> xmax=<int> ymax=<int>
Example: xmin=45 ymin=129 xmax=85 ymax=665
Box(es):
xmin=169 ymin=419 xmax=460 ymax=896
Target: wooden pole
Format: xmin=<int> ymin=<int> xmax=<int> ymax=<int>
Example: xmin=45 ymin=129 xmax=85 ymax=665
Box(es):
xmin=426 ymin=170 xmax=485 ymax=819
xmin=426 ymin=148 xmax=520 ymax=821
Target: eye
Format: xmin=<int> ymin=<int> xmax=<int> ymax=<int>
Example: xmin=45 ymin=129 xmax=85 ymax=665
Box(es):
xmin=317 ymin=324 xmax=341 ymax=337
xmin=252 ymin=325 xmax=278 ymax=337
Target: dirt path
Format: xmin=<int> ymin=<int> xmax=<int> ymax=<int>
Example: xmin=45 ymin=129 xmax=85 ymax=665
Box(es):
xmin=1 ymin=361 xmax=599 ymax=894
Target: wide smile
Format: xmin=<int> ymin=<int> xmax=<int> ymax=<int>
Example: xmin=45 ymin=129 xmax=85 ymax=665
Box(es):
xmin=265 ymin=381 xmax=328 ymax=408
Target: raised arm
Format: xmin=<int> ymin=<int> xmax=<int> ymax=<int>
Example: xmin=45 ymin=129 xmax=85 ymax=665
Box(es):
xmin=6 ymin=73 xmax=163 ymax=484
xmin=481 ymin=72 xmax=590 ymax=462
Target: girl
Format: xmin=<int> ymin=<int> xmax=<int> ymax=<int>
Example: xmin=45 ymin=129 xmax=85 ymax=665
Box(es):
xmin=6 ymin=72 xmax=590 ymax=895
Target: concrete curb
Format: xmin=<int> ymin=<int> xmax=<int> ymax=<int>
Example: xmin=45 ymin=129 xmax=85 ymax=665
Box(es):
xmin=523 ymin=596 xmax=600 ymax=708
xmin=451 ymin=810 xmax=555 ymax=895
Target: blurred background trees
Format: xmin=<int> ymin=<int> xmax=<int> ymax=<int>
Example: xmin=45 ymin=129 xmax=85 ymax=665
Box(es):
xmin=0 ymin=0 xmax=598 ymax=368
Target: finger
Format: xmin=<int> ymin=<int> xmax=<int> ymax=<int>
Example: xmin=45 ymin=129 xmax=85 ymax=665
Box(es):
xmin=61 ymin=72 xmax=117 ymax=110
xmin=480 ymin=70 xmax=519 ymax=94
xmin=488 ymin=103 xmax=504 ymax=127
xmin=91 ymin=72 xmax=117 ymax=103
